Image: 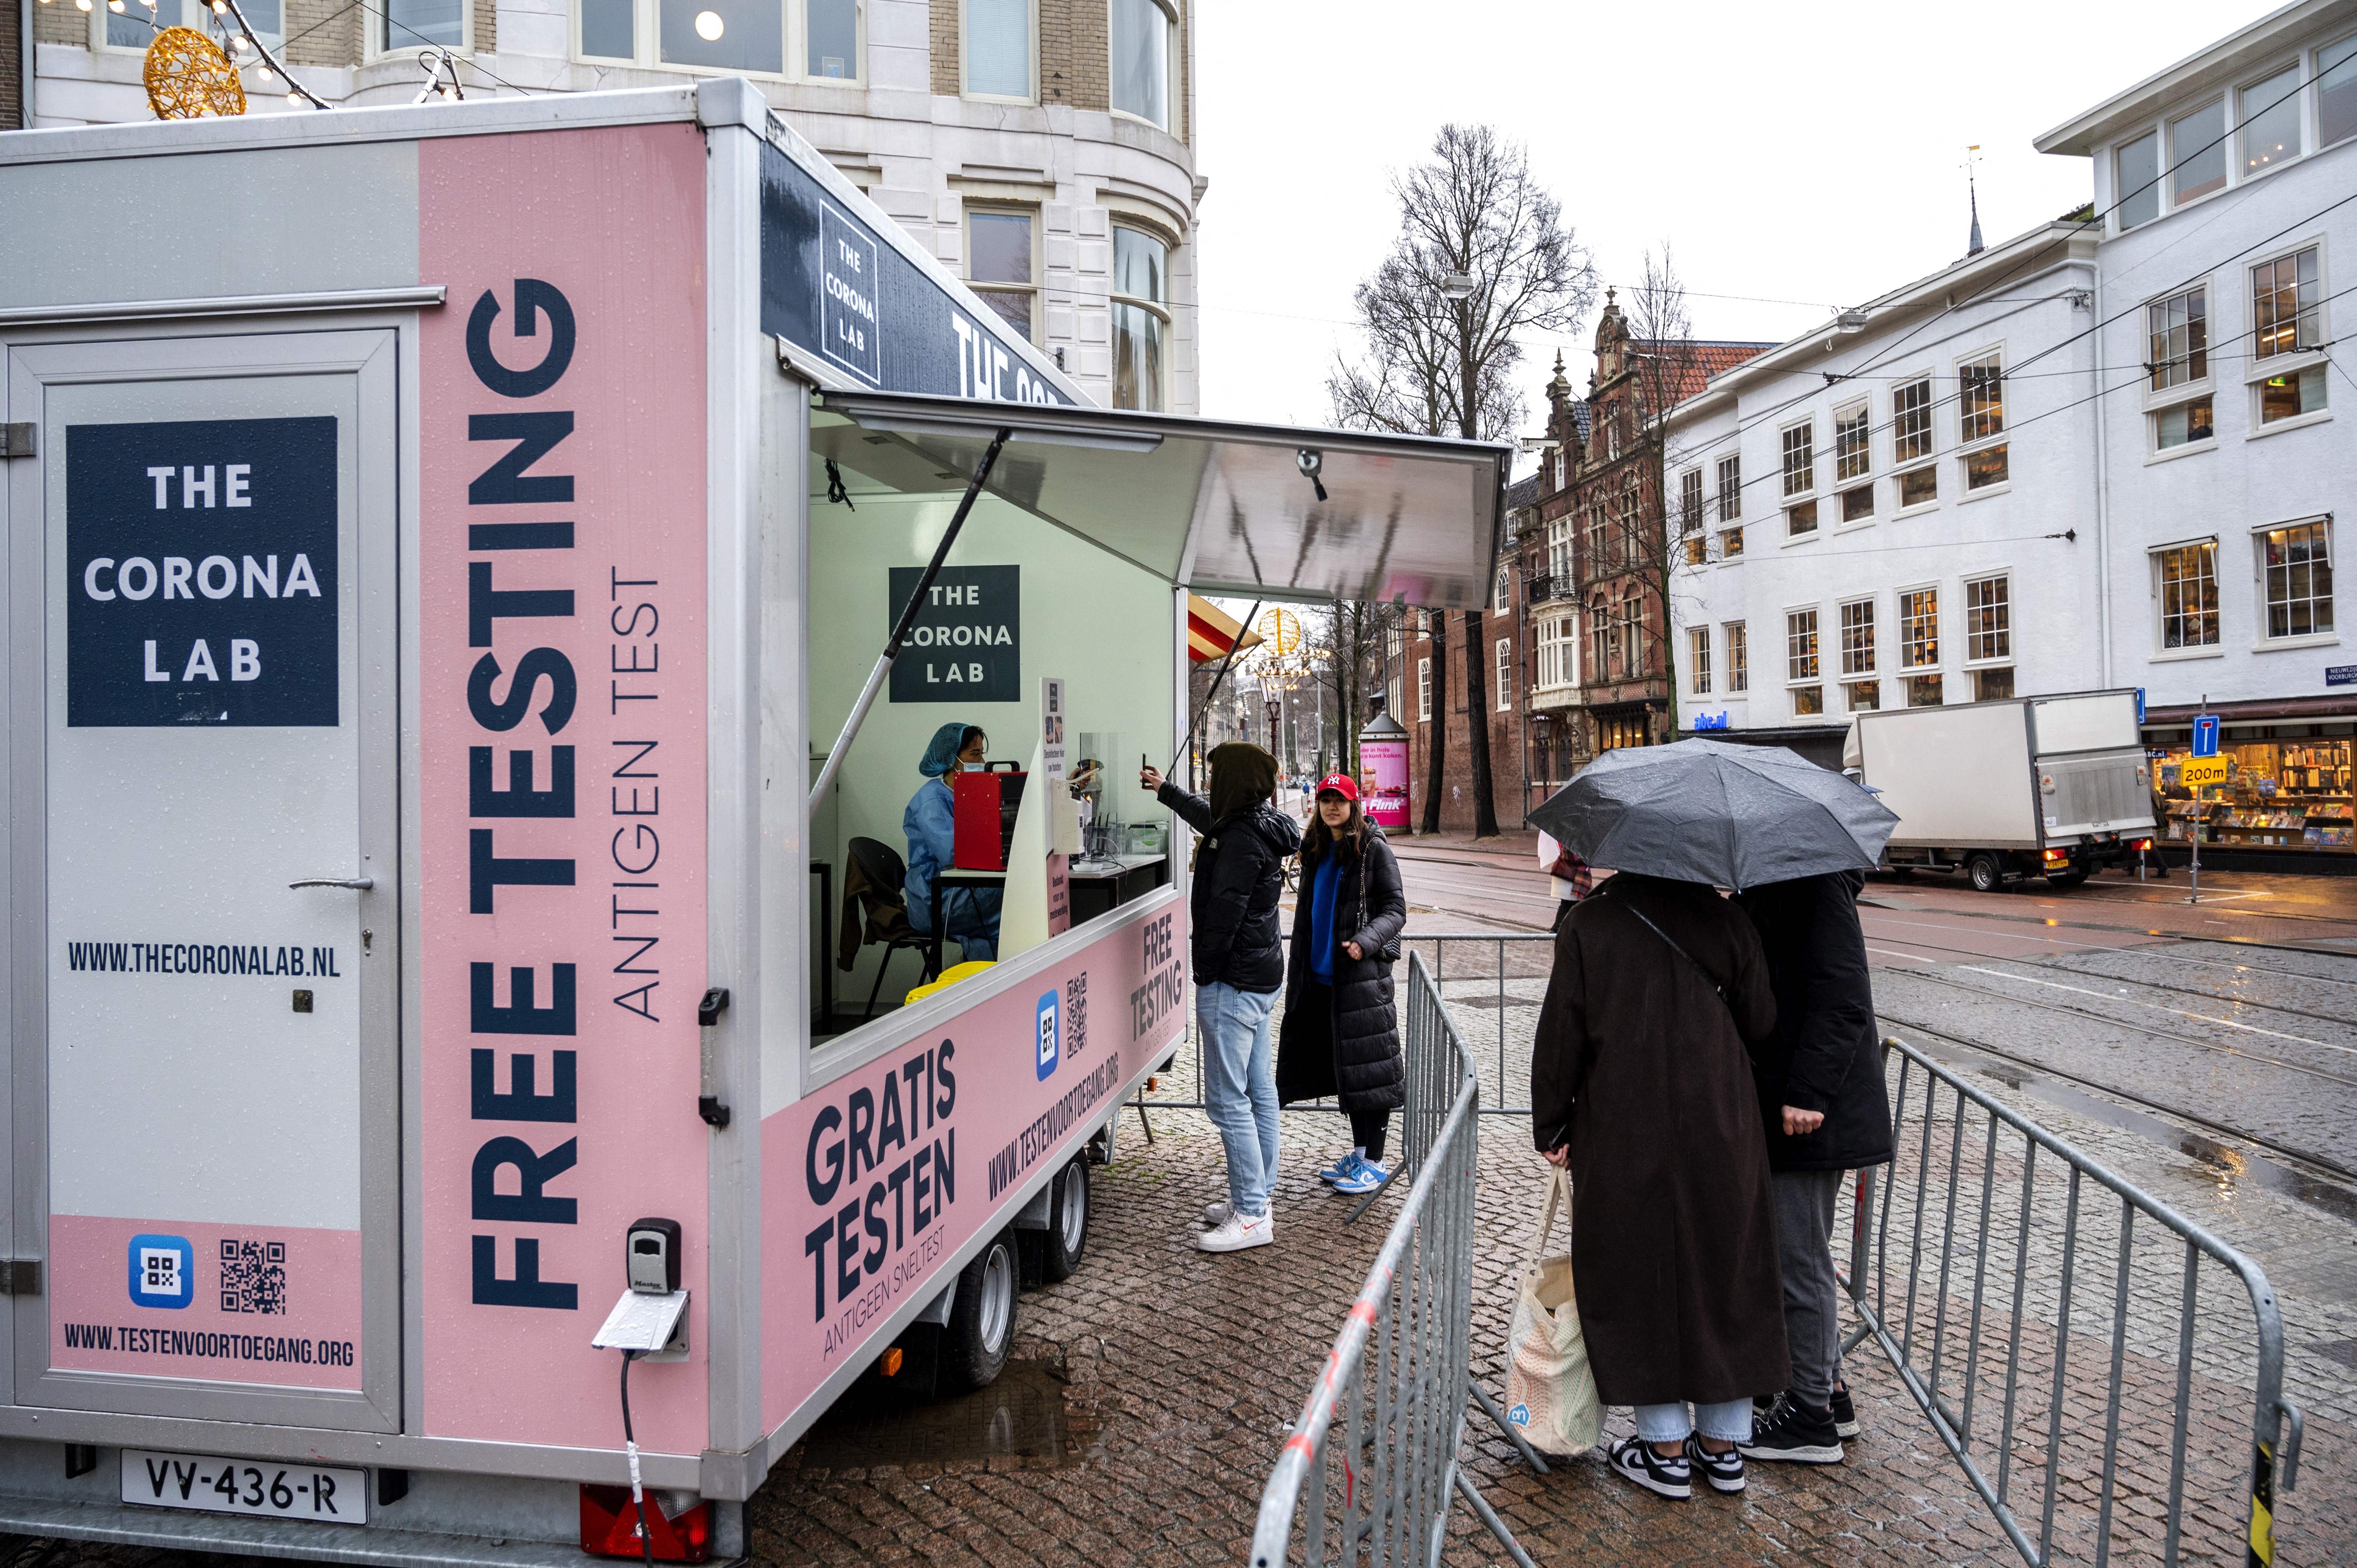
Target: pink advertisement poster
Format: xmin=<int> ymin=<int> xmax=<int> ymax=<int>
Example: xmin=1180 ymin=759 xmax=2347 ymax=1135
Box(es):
xmin=418 ymin=125 xmax=710 ymax=1453
xmin=1361 ymin=738 xmax=1409 ymax=828
xmin=760 ymin=901 xmax=1188 ymax=1433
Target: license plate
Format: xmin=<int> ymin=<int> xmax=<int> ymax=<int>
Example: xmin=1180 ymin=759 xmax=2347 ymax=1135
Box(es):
xmin=120 ymin=1448 xmax=368 ymax=1525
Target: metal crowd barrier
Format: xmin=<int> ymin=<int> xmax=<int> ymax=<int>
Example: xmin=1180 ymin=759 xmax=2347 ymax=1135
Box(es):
xmin=1248 ymin=952 xmax=1538 ymax=1568
xmin=1853 ymin=1037 xmax=2303 ymax=1568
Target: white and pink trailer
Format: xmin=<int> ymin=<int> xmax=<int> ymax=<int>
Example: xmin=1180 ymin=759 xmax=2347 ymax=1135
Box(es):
xmin=0 ymin=83 xmax=1505 ymax=1562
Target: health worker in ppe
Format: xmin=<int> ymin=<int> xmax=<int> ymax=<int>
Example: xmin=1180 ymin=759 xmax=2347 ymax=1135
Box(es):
xmin=904 ymin=722 xmax=1002 ymax=962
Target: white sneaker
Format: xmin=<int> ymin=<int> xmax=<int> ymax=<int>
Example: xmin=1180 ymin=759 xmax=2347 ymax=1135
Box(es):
xmin=1196 ymin=1211 xmax=1274 ymax=1253
xmin=1201 ymin=1199 xmax=1233 ymax=1228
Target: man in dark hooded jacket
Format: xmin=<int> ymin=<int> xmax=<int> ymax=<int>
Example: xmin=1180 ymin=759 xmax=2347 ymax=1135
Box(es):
xmin=1141 ymin=744 xmax=1300 ymax=1253
xmin=1732 ymin=869 xmax=1894 ymax=1464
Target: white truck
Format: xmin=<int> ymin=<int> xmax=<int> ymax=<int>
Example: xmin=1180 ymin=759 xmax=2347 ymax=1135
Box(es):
xmin=1844 ymin=689 xmax=2158 ymax=892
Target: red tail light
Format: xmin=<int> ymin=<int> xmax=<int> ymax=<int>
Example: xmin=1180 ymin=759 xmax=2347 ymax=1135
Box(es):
xmin=580 ymin=1485 xmax=711 ymax=1561
xmin=2131 ymin=838 xmax=2153 ymax=851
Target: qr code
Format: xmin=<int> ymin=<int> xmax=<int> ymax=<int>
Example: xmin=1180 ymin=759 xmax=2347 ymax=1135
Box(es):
xmin=219 ymin=1240 xmax=288 ymax=1315
xmin=1063 ymin=974 xmax=1088 ymax=1058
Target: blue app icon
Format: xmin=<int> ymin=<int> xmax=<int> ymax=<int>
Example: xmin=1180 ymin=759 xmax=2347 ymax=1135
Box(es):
xmin=127 ymin=1234 xmax=194 ymax=1310
xmin=1035 ymin=990 xmax=1060 ymax=1081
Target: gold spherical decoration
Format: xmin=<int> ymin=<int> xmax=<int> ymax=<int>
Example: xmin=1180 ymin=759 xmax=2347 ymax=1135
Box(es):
xmin=144 ymin=26 xmax=247 ymax=119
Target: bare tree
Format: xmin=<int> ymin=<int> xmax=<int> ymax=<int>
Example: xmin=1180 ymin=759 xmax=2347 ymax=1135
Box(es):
xmin=1327 ymin=124 xmax=1595 ymax=837
xmin=1307 ymin=597 xmax=1408 ymax=782
xmin=1615 ymin=245 xmax=1708 ymax=738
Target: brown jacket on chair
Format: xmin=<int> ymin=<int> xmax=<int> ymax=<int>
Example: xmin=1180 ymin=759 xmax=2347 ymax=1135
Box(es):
xmin=838 ymin=856 xmax=912 ymax=971
xmin=1528 ymin=872 xmax=1789 ymax=1409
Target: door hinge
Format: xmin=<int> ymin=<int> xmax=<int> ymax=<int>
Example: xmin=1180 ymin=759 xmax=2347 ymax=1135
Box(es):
xmin=0 ymin=424 xmax=35 ymax=459
xmin=0 ymin=1260 xmax=42 ymax=1295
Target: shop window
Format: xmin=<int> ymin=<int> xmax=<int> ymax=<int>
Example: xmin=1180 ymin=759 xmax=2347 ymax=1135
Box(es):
xmin=1896 ymin=465 xmax=1936 ymax=509
xmin=1965 ymin=575 xmax=2010 ymax=662
xmin=1972 ymin=667 xmax=2014 ymax=702
xmin=2170 ymin=101 xmax=2227 ymax=204
xmin=1907 ymin=674 xmax=1944 ymax=708
xmin=2258 ymin=366 xmax=2327 ymax=426
xmin=1834 ymin=404 xmax=1870 ymax=482
xmin=1725 ymin=621 xmax=1749 ymax=693
xmin=1899 ymin=588 xmax=1938 ymax=668
xmin=1496 ymin=638 xmax=1513 ymax=710
xmin=967 ymin=209 xmax=1038 ymax=344
xmin=1786 ymin=608 xmax=1820 ymax=683
xmin=1108 ymin=0 xmax=1173 ymax=130
xmin=1792 ymin=685 xmax=1825 ymax=717
xmin=1841 ymin=484 xmax=1874 ymax=523
xmin=1846 ymin=680 xmax=1880 ymax=712
xmin=1893 ymin=376 xmax=1934 ymax=464
xmin=1716 ymin=454 xmax=1742 ymax=521
xmin=2159 ymin=739 xmax=2354 ymax=851
xmin=2325 ymin=33 xmax=2357 ymax=150
xmin=1963 ymin=444 xmax=2009 ymax=491
xmin=963 ymin=0 xmax=1032 ymax=99
xmin=2155 ymin=397 xmax=2213 ymax=450
xmin=1720 ymin=526 xmax=1745 ymax=558
xmin=1111 ymin=226 xmax=1169 ymax=412
xmin=1781 ymin=422 xmax=1814 ymax=498
xmin=1838 ymin=599 xmax=1875 ymax=677
xmin=1418 ymin=657 xmax=1431 ymax=720
xmin=1690 ymin=627 xmax=1712 ymax=695
xmin=2116 ymin=131 xmax=2160 ymax=231
xmin=2253 ymin=248 xmax=2322 ymax=359
xmin=1786 ymin=499 xmax=1818 ymax=538
xmin=2156 ymin=541 xmax=2221 ymax=649
xmin=389 ymin=0 xmax=464 ymax=48
xmin=2148 ymin=286 xmax=2208 ymax=390
xmin=2242 ymin=64 xmax=2304 ymax=175
xmin=2258 ymin=521 xmax=2334 ymax=639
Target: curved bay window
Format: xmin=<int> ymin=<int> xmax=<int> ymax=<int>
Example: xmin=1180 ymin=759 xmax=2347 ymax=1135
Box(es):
xmin=1109 ymin=0 xmax=1175 ymax=130
xmin=1112 ymin=226 xmax=1170 ymax=411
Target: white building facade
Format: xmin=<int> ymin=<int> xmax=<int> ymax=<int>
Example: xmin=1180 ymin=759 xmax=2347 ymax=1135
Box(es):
xmin=21 ymin=0 xmax=1202 ymax=414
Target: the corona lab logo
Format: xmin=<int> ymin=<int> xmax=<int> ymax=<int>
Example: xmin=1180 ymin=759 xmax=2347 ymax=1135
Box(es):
xmin=127 ymin=1234 xmax=194 ymax=1309
xmin=1035 ymin=990 xmax=1060 ymax=1081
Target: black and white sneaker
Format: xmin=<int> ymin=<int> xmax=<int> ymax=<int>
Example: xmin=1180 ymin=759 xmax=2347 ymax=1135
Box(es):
xmin=1684 ymin=1434 xmax=1745 ymax=1494
xmin=1829 ymin=1384 xmax=1860 ymax=1440
xmin=1739 ymin=1396 xmax=1845 ymax=1464
xmin=1604 ymin=1434 xmax=1691 ymax=1500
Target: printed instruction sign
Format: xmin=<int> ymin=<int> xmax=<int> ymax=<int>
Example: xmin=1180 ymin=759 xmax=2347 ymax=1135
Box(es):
xmin=888 ymin=565 xmax=1019 ymax=702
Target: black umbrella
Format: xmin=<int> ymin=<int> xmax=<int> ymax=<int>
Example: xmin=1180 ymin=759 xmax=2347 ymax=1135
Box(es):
xmin=1530 ymin=740 xmax=1899 ymax=890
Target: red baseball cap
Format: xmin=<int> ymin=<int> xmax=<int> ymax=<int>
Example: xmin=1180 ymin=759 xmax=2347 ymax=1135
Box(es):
xmin=1314 ymin=772 xmax=1359 ymax=800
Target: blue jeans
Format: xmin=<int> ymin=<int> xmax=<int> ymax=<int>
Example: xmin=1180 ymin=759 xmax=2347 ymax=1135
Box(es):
xmin=1198 ymin=981 xmax=1279 ymax=1218
xmin=1634 ymin=1399 xmax=1753 ymax=1446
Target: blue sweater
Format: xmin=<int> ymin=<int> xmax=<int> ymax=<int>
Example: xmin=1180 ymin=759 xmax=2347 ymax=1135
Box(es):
xmin=1308 ymin=851 xmax=1344 ymax=982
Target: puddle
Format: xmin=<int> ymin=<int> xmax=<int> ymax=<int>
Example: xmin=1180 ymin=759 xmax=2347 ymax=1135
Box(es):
xmin=798 ymin=1360 xmax=1071 ymax=1470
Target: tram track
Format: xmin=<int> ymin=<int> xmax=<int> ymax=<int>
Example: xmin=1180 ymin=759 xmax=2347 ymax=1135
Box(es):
xmin=1861 ymin=930 xmax=2357 ymax=1030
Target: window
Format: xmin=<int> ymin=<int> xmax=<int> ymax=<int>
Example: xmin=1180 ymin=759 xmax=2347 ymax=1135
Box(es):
xmin=2242 ymin=65 xmax=2303 ymax=176
xmin=1893 ymin=376 xmax=1934 ymax=463
xmin=110 ymin=0 xmax=284 ymax=52
xmin=1972 ymin=667 xmax=2015 ymax=702
xmin=1899 ymin=588 xmax=1938 ymax=668
xmin=1834 ymin=404 xmax=1870 ymax=482
xmin=1958 ymin=355 xmax=2004 ymax=444
xmin=1536 ymin=616 xmax=1576 ymax=689
xmin=654 ymin=0 xmax=783 ymax=71
xmin=2260 ymin=521 xmax=2334 ymax=639
xmin=2157 ymin=543 xmax=2220 ymax=649
xmin=1786 ymin=609 xmax=1820 ymax=683
xmin=2324 ymin=32 xmax=2357 ymax=150
xmin=1551 ymin=450 xmax=1565 ymax=491
xmin=2259 ymin=366 xmax=2327 ymax=424
xmin=1679 ymin=468 xmax=1703 ymax=533
xmin=1684 ymin=535 xmax=1707 ymax=567
xmin=1590 ymin=603 xmax=1610 ymax=683
xmin=1690 ymin=627 xmax=1712 ymax=695
xmin=1839 ymin=599 xmax=1875 ymax=677
xmin=1907 ymin=675 xmax=1945 ymax=707
xmin=1965 ymin=575 xmax=2011 ymax=662
xmin=1846 ymin=680 xmax=1880 ymax=712
xmin=1725 ymin=622 xmax=1748 ymax=693
xmin=1720 ymin=526 xmax=1745 ymax=558
xmin=2170 ymin=101 xmax=2227 ymax=204
xmin=1387 ymin=672 xmax=1403 ymax=718
xmin=1496 ymin=638 xmax=1513 ymax=709
xmin=1716 ymin=454 xmax=1742 ymax=521
xmin=1494 ymin=562 xmax=1512 ymax=613
xmin=386 ymin=0 xmax=461 ymax=49
xmin=1547 ymin=516 xmax=1571 ymax=585
xmin=806 ymin=0 xmax=856 ymax=74
xmin=967 ymin=209 xmax=1037 ymax=343
xmin=578 ymin=0 xmax=853 ymax=77
xmin=1780 ymin=422 xmax=1814 ymax=497
xmin=2148 ymin=287 xmax=2207 ymax=389
xmin=1417 ymin=657 xmax=1431 ymax=720
xmin=1108 ymin=0 xmax=1173 ymax=128
xmin=2253 ymin=248 xmax=2321 ymax=359
xmin=1111 ymin=226 xmax=1168 ymax=412
xmin=2156 ymin=397 xmax=2214 ymax=450
xmin=1898 ymin=466 xmax=1937 ymax=509
xmin=1793 ymin=685 xmax=1825 ymax=717
xmin=2117 ymin=131 xmax=2161 ymax=231
xmin=1841 ymin=484 xmax=1874 ymax=523
xmin=1606 ymin=416 xmax=1620 ymax=462
xmin=963 ymin=0 xmax=1032 ymax=98
xmin=1964 ymin=445 xmax=2009 ymax=491
xmin=1786 ymin=499 xmax=1818 ymax=537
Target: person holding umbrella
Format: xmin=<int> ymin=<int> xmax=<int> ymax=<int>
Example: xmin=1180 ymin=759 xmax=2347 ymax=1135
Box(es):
xmin=1526 ymin=740 xmax=1898 ymax=1501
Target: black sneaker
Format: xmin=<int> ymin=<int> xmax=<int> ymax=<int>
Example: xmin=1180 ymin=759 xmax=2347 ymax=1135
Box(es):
xmin=1739 ymin=1396 xmax=1845 ymax=1464
xmin=1684 ymin=1434 xmax=1745 ymax=1494
xmin=1829 ymin=1385 xmax=1859 ymax=1439
xmin=1604 ymin=1434 xmax=1692 ymax=1499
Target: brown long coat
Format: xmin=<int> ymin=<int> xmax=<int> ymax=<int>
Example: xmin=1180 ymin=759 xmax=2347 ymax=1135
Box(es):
xmin=1528 ymin=874 xmax=1790 ymax=1408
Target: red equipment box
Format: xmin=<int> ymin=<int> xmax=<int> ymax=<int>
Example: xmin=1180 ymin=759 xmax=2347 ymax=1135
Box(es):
xmin=952 ymin=763 xmax=1026 ymax=870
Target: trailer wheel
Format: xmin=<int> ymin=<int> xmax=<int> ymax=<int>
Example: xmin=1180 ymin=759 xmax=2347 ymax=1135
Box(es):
xmin=1035 ymin=1159 xmax=1088 ymax=1284
xmin=1966 ymin=853 xmax=2004 ymax=893
xmin=943 ymin=1231 xmax=1018 ymax=1393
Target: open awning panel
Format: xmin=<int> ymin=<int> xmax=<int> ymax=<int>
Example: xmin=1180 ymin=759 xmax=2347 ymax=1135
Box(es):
xmin=809 ymin=390 xmax=1511 ymax=609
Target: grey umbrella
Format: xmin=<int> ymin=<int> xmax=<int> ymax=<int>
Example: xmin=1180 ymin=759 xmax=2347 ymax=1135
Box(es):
xmin=1529 ymin=740 xmax=1899 ymax=890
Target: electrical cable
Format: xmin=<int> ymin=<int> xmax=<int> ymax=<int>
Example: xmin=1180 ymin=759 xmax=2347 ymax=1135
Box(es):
xmin=617 ymin=1349 xmax=657 ymax=1568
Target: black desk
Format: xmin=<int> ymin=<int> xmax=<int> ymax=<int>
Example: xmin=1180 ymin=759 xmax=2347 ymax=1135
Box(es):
xmin=1064 ymin=853 xmax=1168 ymax=925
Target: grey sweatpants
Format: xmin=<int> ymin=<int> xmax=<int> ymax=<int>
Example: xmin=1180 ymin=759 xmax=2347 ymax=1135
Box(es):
xmin=1772 ymin=1167 xmax=1845 ymax=1406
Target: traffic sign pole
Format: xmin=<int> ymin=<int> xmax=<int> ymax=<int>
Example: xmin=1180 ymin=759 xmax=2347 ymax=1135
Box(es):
xmin=2189 ymin=695 xmax=2212 ymax=905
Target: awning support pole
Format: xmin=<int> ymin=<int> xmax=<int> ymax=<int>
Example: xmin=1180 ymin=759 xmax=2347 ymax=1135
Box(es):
xmin=808 ymin=427 xmax=1011 ymax=816
xmin=1169 ymin=597 xmax=1261 ymax=779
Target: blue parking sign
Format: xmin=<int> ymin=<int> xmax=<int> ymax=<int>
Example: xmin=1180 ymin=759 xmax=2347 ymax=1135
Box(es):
xmin=2191 ymin=714 xmax=2220 ymax=758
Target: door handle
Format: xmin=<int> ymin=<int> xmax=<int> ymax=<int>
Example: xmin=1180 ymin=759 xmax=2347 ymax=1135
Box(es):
xmin=289 ymin=876 xmax=375 ymax=890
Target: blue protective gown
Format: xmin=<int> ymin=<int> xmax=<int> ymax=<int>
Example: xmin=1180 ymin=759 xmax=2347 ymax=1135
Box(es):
xmin=903 ymin=777 xmax=1002 ymax=962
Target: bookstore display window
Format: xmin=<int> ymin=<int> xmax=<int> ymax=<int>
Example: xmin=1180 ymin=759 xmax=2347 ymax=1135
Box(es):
xmin=2154 ymin=738 xmax=2355 ymax=851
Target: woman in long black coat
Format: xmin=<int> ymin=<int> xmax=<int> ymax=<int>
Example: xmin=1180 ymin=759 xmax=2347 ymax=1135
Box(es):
xmin=1275 ymin=775 xmax=1407 ymax=1193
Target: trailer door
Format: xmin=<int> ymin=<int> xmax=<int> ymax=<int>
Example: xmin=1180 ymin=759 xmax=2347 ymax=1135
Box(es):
xmin=7 ymin=330 xmax=400 ymax=1432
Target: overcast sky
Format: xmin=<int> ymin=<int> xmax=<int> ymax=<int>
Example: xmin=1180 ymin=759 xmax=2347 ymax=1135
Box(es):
xmin=1191 ymin=0 xmax=2283 ymax=450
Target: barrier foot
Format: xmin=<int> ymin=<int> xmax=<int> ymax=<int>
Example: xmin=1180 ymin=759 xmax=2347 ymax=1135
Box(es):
xmin=1470 ymin=1384 xmax=1551 ymax=1474
xmin=1342 ymin=1162 xmax=1403 ymax=1226
xmin=1133 ymin=1091 xmax=1156 ymax=1146
xmin=1453 ymin=1467 xmax=1540 ymax=1568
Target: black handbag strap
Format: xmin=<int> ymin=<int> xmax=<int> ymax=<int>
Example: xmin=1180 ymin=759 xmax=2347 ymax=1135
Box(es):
xmin=1621 ymin=902 xmax=1735 ymax=1015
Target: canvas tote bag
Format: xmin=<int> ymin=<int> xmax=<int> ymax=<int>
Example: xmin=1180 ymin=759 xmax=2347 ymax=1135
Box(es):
xmin=1501 ymin=1169 xmax=1603 ymax=1454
